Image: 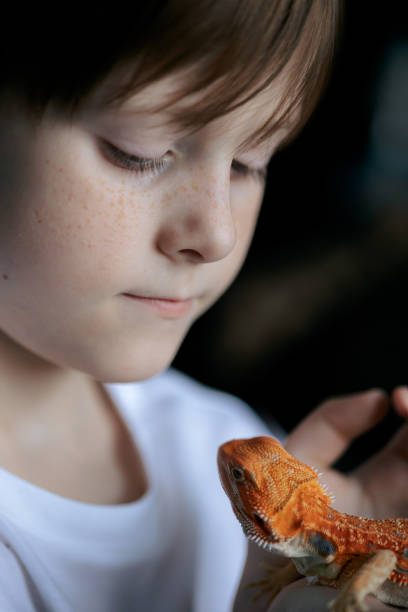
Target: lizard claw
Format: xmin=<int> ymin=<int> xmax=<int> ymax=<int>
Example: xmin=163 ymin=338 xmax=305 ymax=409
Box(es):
xmin=246 ymin=577 xmax=282 ymax=606
xmin=246 ymin=561 xmax=301 ymax=607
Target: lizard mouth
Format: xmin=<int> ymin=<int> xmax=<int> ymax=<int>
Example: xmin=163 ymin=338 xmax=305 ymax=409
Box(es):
xmin=234 ymin=504 xmax=278 ymax=545
xmin=252 ymin=512 xmax=280 ymax=543
xmin=252 ymin=513 xmax=270 ymax=535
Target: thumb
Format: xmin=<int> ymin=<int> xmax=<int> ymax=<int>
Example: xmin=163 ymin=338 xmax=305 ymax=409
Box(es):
xmin=284 ymin=389 xmax=388 ymax=468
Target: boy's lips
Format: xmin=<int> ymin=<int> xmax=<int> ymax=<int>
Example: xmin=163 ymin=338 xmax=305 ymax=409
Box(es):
xmin=122 ymin=292 xmax=193 ymax=318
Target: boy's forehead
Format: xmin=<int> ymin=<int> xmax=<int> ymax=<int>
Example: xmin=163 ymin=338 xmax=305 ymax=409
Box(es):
xmin=86 ymin=65 xmax=294 ymax=152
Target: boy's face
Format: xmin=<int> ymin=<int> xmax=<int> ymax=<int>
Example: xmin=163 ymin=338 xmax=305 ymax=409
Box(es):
xmin=0 ymin=73 xmax=286 ymax=382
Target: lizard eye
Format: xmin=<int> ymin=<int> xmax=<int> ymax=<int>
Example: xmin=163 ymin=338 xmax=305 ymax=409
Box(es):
xmin=231 ymin=466 xmax=245 ymax=481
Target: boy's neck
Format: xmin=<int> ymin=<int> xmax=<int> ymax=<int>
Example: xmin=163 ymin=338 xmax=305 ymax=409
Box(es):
xmin=0 ymin=330 xmax=98 ymax=424
xmin=0 ymin=330 xmax=149 ymax=504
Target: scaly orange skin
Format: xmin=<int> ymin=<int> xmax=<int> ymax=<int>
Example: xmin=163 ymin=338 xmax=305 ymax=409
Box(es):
xmin=217 ymin=436 xmax=408 ymax=609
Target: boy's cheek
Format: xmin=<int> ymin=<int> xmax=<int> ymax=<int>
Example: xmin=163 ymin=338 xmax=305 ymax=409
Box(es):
xmin=234 ymin=186 xmax=264 ymax=255
xmin=1 ymin=165 xmax=148 ymax=295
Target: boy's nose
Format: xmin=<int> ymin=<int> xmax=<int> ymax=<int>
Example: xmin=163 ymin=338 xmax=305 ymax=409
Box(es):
xmin=156 ymin=175 xmax=236 ymax=264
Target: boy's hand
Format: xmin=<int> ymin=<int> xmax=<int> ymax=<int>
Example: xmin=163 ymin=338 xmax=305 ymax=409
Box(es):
xmin=234 ymin=388 xmax=408 ymax=612
xmin=269 ymin=578 xmax=393 ymax=611
xmin=285 ymin=386 xmax=408 ymax=519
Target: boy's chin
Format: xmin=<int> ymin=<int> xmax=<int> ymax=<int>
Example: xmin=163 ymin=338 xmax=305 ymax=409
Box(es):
xmin=84 ymin=337 xmax=186 ymax=384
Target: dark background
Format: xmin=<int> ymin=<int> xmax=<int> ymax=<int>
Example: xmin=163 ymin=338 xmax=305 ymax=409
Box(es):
xmin=173 ymin=2 xmax=408 ymax=469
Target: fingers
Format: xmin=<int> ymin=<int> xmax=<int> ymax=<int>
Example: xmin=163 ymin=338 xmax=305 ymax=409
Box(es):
xmin=391 ymin=385 xmax=408 ymax=420
xmin=285 ymin=389 xmax=388 ymax=468
xmin=269 ymin=581 xmax=393 ymax=612
xmin=268 ymin=580 xmax=337 ymax=612
xmin=372 ymin=385 xmax=408 ymax=461
xmin=347 ymin=386 xmax=408 ymax=517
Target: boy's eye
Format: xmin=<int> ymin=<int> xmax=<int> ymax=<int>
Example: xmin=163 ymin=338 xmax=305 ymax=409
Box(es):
xmin=100 ymin=139 xmax=267 ymax=183
xmin=100 ymin=140 xmax=169 ymax=176
xmin=231 ymin=160 xmax=267 ymax=183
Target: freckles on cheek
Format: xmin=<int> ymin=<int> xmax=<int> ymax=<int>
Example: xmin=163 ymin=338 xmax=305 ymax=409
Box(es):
xmin=35 ymin=164 xmax=148 ymax=260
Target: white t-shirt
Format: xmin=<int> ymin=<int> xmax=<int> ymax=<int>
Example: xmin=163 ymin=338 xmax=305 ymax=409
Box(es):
xmin=0 ymin=369 xmax=275 ymax=612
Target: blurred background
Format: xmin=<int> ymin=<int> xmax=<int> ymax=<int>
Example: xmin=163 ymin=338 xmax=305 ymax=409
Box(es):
xmin=173 ymin=1 xmax=408 ymax=469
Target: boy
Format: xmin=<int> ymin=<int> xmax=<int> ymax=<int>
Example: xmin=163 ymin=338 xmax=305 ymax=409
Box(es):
xmin=1 ymin=1 xmax=407 ymax=610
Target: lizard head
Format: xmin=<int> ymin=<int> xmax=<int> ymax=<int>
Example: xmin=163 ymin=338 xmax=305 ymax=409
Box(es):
xmin=218 ymin=436 xmax=330 ymax=550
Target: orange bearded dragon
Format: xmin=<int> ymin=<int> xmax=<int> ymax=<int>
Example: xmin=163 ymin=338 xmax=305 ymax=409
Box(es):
xmin=217 ymin=436 xmax=408 ymax=611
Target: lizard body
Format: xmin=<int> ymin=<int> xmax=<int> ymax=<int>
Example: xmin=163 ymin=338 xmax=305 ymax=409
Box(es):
xmin=217 ymin=436 xmax=408 ymax=611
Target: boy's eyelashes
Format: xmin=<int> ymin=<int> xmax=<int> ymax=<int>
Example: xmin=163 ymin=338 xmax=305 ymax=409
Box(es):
xmin=99 ymin=139 xmax=267 ymax=183
xmin=99 ymin=139 xmax=169 ymax=177
xmin=232 ymin=160 xmax=267 ymax=183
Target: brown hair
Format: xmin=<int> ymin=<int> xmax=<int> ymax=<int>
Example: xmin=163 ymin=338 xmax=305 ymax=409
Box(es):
xmin=2 ymin=1 xmax=342 ymax=147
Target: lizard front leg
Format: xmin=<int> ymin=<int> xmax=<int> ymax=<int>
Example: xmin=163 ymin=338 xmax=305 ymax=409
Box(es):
xmin=328 ymin=549 xmax=397 ymax=612
xmin=247 ymin=560 xmax=301 ymax=606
